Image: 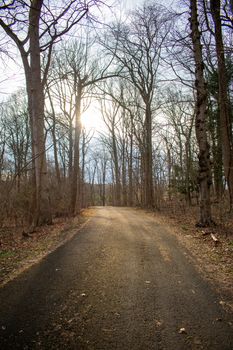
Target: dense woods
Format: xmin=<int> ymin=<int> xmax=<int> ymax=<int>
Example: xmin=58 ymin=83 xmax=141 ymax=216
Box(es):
xmin=0 ymin=0 xmax=232 ymax=229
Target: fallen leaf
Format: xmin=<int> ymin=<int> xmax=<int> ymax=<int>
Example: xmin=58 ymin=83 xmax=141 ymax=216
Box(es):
xmin=155 ymin=319 xmax=162 ymax=327
xmin=179 ymin=327 xmax=187 ymax=334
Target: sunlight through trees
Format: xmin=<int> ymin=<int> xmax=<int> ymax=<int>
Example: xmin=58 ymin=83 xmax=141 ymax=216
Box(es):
xmin=0 ymin=0 xmax=232 ymax=229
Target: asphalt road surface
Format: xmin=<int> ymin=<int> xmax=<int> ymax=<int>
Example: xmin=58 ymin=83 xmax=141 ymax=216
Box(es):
xmin=0 ymin=207 xmax=232 ymax=350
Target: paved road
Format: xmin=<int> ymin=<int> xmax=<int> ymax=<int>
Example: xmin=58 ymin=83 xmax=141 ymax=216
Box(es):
xmin=0 ymin=207 xmax=232 ymax=349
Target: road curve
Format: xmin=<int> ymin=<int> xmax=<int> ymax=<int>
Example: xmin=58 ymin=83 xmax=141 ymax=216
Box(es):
xmin=0 ymin=207 xmax=232 ymax=349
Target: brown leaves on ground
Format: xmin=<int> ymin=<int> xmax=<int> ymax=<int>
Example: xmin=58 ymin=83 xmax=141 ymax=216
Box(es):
xmin=151 ymin=204 xmax=233 ymax=311
xmin=0 ymin=204 xmax=232 ymax=313
xmin=0 ymin=211 xmax=89 ymax=286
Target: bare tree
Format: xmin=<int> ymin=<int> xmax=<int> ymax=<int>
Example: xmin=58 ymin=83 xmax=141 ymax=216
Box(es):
xmin=209 ymin=0 xmax=233 ymax=211
xmin=101 ymin=96 xmax=121 ymax=206
xmin=0 ymin=0 xmax=104 ymax=226
xmin=47 ymin=36 xmax=118 ymax=214
xmin=162 ymin=89 xmax=197 ymax=204
xmin=190 ymin=0 xmax=213 ymax=225
xmin=103 ymin=2 xmax=172 ymax=208
xmin=80 ymin=127 xmax=94 ymax=208
xmin=2 ymin=91 xmax=31 ymax=191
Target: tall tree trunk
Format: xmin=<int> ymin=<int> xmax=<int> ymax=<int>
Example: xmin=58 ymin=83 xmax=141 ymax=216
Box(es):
xmin=122 ymin=141 xmax=127 ymax=206
xmin=185 ymin=140 xmax=192 ymax=205
xmin=165 ymin=139 xmax=172 ymax=201
xmin=209 ymin=104 xmax=223 ymax=200
xmin=68 ymin=119 xmax=73 ymax=182
xmin=47 ymin=89 xmax=61 ymax=185
xmin=190 ymin=0 xmax=213 ymax=225
xmin=102 ymin=177 xmax=106 ymax=206
xmin=112 ymin=130 xmax=121 ymax=206
xmin=144 ymin=103 xmax=154 ymax=208
xmin=210 ymin=0 xmax=233 ymax=211
xmin=0 ymin=141 xmax=5 ymax=181
xmin=128 ymin=132 xmax=133 ymax=207
xmin=28 ymin=0 xmax=52 ymax=226
xmin=81 ymin=133 xmax=86 ymax=208
xmin=102 ymin=159 xmax=107 ymax=206
xmin=70 ymin=84 xmax=82 ymax=215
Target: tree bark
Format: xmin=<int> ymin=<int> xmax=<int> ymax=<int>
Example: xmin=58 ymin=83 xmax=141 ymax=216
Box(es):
xmin=47 ymin=89 xmax=61 ymax=185
xmin=28 ymin=0 xmax=52 ymax=226
xmin=70 ymin=83 xmax=82 ymax=215
xmin=190 ymin=0 xmax=213 ymax=225
xmin=112 ymin=130 xmax=121 ymax=206
xmin=210 ymin=0 xmax=233 ymax=211
xmin=128 ymin=131 xmax=133 ymax=207
xmin=144 ymin=103 xmax=154 ymax=208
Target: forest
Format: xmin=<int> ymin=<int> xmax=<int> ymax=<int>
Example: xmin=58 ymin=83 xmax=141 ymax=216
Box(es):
xmin=0 ymin=0 xmax=232 ymax=230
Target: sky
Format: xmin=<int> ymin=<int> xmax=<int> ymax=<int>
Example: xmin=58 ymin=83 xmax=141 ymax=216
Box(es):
xmin=123 ymin=0 xmax=176 ymax=9
xmin=0 ymin=0 xmax=177 ymax=102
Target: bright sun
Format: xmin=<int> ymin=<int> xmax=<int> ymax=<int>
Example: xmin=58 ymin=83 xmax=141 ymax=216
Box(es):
xmin=81 ymin=105 xmax=104 ymax=132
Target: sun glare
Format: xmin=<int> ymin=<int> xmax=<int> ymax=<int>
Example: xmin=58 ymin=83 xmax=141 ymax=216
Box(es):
xmin=81 ymin=106 xmax=104 ymax=132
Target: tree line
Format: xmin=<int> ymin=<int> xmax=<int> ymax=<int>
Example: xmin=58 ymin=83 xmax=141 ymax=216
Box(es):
xmin=0 ymin=0 xmax=232 ymax=229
